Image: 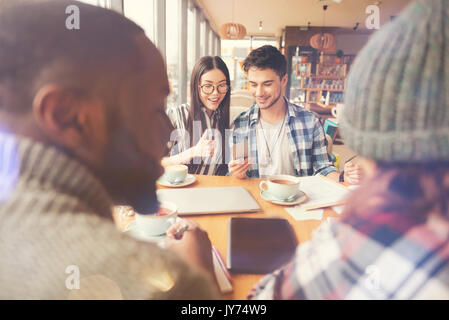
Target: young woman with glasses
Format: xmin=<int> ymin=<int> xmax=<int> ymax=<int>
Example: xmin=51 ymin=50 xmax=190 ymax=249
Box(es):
xmin=162 ymin=56 xmax=231 ymax=175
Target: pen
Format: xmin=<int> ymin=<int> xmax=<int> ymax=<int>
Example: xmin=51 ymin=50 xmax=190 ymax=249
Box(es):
xmin=345 ymin=155 xmax=357 ymax=163
xmin=173 ymin=224 xmax=188 ymax=239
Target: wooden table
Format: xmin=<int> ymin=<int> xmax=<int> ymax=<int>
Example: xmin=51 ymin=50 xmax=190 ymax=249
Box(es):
xmin=114 ymin=174 xmax=341 ymax=300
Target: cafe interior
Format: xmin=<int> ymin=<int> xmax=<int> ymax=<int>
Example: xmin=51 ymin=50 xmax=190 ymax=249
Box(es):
xmin=96 ymin=0 xmax=412 ymax=299
xmin=4 ymin=0 xmax=448 ymax=302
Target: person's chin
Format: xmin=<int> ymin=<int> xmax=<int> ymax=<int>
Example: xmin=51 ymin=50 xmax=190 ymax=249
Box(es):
xmin=205 ymin=103 xmax=220 ymax=111
xmin=258 ymin=101 xmax=273 ymax=109
xmin=106 ymin=174 xmax=160 ymax=214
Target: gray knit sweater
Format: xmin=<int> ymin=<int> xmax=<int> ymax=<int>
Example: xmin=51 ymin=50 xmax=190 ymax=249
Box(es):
xmin=0 ymin=132 xmax=220 ymax=299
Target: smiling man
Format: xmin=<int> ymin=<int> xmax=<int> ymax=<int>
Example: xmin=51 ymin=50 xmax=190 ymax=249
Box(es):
xmin=229 ymin=45 xmax=359 ymax=182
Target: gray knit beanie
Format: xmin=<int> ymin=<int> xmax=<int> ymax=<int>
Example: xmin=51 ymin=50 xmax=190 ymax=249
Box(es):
xmin=340 ymin=0 xmax=449 ymax=163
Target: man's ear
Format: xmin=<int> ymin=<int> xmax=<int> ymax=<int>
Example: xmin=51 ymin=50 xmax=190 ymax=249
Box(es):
xmin=281 ymin=74 xmax=288 ymax=87
xmin=32 ymin=84 xmax=97 ymax=150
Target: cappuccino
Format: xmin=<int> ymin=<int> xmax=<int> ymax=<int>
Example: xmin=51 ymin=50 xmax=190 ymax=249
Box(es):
xmin=162 ymin=164 xmax=188 ymax=183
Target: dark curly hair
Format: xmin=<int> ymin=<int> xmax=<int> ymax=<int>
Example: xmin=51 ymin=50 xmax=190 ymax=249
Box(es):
xmin=0 ymin=0 xmax=144 ymax=114
xmin=242 ymin=45 xmax=287 ymax=79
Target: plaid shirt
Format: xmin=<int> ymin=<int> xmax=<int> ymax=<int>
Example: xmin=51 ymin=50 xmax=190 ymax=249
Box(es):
xmin=248 ymin=211 xmax=449 ymax=299
xmin=231 ymin=98 xmax=337 ymax=178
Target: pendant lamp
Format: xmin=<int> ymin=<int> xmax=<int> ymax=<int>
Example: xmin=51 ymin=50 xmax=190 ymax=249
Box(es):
xmin=310 ymin=5 xmax=335 ymax=51
xmin=220 ymin=0 xmax=247 ymax=40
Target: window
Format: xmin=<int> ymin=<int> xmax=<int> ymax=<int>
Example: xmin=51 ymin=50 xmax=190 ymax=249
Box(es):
xmin=166 ymin=0 xmax=179 ymax=109
xmin=187 ymin=4 xmax=196 ymax=101
xmin=200 ymin=18 xmax=206 ymax=57
xmin=124 ymin=0 xmax=155 ymax=41
xmin=221 ymin=37 xmax=278 ymax=91
xmin=209 ymin=31 xmax=215 ymax=56
xmin=121 ymin=0 xmax=221 ymax=107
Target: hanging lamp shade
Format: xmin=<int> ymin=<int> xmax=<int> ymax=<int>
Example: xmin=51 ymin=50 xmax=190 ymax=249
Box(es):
xmin=310 ymin=32 xmax=335 ymax=51
xmin=220 ymin=23 xmax=247 ymax=40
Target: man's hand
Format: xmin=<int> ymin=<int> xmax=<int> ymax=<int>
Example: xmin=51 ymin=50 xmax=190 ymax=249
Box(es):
xmin=165 ymin=220 xmax=215 ymax=280
xmin=228 ymin=158 xmax=252 ymax=179
xmin=343 ymin=162 xmax=363 ymax=185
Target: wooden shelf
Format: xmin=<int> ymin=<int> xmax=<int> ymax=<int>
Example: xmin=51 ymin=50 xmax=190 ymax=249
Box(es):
xmin=302 ymin=88 xmax=345 ymax=92
xmin=316 ymin=102 xmax=336 ymax=108
xmin=305 ymin=75 xmax=345 ymax=79
xmin=316 ymin=64 xmax=347 ymax=78
xmin=295 ymin=62 xmax=312 ymax=77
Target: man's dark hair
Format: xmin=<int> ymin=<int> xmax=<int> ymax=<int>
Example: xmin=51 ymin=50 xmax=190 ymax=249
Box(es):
xmin=242 ymin=45 xmax=287 ymax=79
xmin=0 ymin=0 xmax=145 ymax=113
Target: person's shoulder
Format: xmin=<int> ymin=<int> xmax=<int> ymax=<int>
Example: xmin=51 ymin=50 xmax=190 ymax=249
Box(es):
xmin=232 ymin=104 xmax=256 ymax=128
xmin=167 ymin=103 xmax=190 ymax=115
xmin=288 ymin=102 xmax=319 ymax=121
xmin=166 ymin=103 xmax=190 ymax=128
xmin=287 ymin=103 xmax=323 ymax=131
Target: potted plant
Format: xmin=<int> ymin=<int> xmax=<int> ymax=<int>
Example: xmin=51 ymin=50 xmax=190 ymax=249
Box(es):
xmin=336 ymin=50 xmax=344 ymax=64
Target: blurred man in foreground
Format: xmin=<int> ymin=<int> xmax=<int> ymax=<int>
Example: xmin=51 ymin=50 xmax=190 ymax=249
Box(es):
xmin=0 ymin=0 xmax=219 ymax=299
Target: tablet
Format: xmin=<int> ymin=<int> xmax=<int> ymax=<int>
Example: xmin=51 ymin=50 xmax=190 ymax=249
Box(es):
xmin=226 ymin=217 xmax=298 ymax=274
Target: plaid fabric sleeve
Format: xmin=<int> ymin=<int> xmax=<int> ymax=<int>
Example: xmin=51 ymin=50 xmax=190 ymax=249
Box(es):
xmin=248 ymin=222 xmax=344 ymax=299
xmin=311 ymin=117 xmax=338 ymax=176
xmin=249 ymin=212 xmax=449 ymax=300
xmin=229 ymin=113 xmax=250 ymax=161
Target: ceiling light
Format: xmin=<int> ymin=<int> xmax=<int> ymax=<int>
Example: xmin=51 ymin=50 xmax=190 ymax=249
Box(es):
xmin=220 ymin=0 xmax=246 ymax=40
xmin=310 ymin=5 xmax=335 ymax=52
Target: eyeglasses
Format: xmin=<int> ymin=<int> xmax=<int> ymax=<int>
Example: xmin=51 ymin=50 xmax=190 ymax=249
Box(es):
xmin=199 ymin=83 xmax=229 ymax=95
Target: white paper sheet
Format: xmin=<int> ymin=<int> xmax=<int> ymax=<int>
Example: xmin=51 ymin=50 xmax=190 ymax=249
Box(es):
xmin=297 ymin=175 xmax=351 ymax=210
xmin=285 ymin=207 xmax=323 ymax=221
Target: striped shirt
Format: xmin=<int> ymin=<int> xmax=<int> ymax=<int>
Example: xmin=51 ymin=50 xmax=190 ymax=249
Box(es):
xmin=166 ymin=103 xmax=227 ymax=176
xmin=231 ymin=97 xmax=337 ymax=178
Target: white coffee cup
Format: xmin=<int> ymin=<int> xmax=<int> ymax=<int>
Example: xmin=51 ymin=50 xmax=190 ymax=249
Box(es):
xmin=162 ymin=164 xmax=188 ymax=184
xmin=259 ymin=175 xmax=301 ymax=200
xmin=133 ymin=202 xmax=177 ymax=236
xmin=331 ymin=103 xmax=344 ymax=121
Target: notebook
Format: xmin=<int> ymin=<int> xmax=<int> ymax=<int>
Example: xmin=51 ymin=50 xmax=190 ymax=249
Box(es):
xmin=156 ymin=186 xmax=260 ymax=215
xmin=212 ymin=246 xmax=233 ymax=294
xmin=226 ymin=217 xmax=298 ymax=274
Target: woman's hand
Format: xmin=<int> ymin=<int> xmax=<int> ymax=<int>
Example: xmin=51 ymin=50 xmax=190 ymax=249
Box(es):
xmin=192 ymin=130 xmax=215 ymax=158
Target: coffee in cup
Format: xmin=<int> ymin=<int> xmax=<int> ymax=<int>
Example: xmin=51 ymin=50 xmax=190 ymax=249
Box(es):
xmin=162 ymin=164 xmax=188 ymax=184
xmin=133 ymin=202 xmax=177 ymax=236
xmin=259 ymin=175 xmax=300 ymax=201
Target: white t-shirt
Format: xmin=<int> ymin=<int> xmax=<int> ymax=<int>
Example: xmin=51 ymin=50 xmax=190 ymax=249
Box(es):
xmin=256 ymin=116 xmax=295 ymax=177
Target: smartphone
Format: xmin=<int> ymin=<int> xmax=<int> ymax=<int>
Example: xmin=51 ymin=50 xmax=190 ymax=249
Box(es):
xmin=232 ymin=138 xmax=249 ymax=160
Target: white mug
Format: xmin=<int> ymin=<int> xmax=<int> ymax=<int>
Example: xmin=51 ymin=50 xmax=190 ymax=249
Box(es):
xmin=331 ymin=103 xmax=344 ymax=121
xmin=259 ymin=175 xmax=301 ymax=200
xmin=133 ymin=202 xmax=177 ymax=236
xmin=162 ymin=164 xmax=188 ymax=184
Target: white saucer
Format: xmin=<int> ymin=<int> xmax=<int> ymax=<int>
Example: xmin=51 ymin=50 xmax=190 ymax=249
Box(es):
xmin=124 ymin=221 xmax=167 ymax=244
xmin=260 ymin=190 xmax=307 ymax=206
xmin=157 ymin=174 xmax=196 ymax=188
